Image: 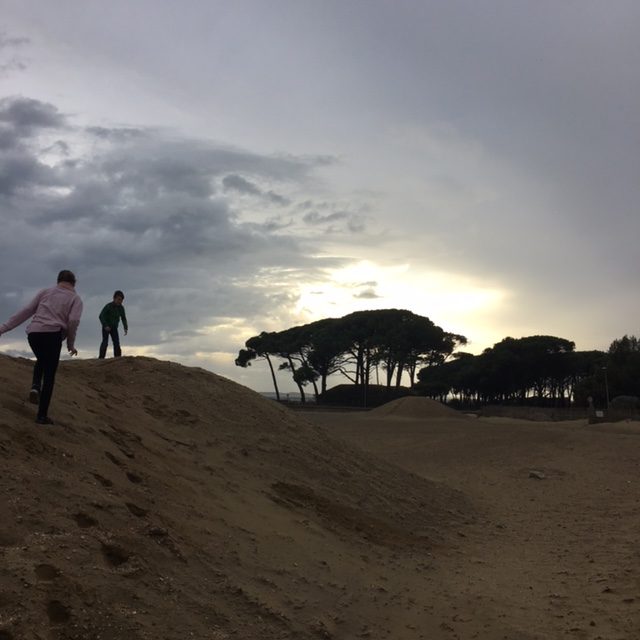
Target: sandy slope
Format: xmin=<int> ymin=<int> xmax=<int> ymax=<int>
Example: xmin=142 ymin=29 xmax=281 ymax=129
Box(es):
xmin=0 ymin=355 xmax=472 ymax=640
xmin=308 ymin=410 xmax=640 ymax=639
xmin=2 ymin=354 xmax=639 ymax=639
xmin=368 ymin=396 xmax=464 ymax=420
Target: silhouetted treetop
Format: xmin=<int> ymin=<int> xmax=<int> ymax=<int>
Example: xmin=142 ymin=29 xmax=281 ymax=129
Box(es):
xmin=235 ymin=309 xmax=466 ymax=402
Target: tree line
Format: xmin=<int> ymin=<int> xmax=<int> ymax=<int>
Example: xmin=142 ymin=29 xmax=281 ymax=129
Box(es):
xmin=235 ymin=309 xmax=466 ymax=403
xmin=418 ymin=334 xmax=640 ymax=408
xmin=236 ymin=308 xmax=640 ymax=407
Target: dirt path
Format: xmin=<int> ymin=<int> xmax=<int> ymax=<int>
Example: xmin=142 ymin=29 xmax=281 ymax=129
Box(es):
xmin=307 ymin=412 xmax=640 ymax=639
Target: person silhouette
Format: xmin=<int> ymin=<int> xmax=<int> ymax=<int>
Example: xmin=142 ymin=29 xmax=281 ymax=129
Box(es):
xmin=98 ymin=290 xmax=128 ymax=358
xmin=0 ymin=270 xmax=83 ymax=424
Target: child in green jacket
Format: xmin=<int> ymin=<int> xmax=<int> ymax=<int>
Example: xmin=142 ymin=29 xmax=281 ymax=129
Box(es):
xmin=99 ymin=290 xmax=128 ymax=358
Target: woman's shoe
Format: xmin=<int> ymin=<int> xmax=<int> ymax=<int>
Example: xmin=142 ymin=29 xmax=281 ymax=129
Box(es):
xmin=35 ymin=416 xmax=54 ymax=425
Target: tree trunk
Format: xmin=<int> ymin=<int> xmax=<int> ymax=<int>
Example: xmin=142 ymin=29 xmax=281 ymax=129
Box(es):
xmin=287 ymin=356 xmax=306 ymax=403
xmin=395 ymin=361 xmax=404 ymax=387
xmin=386 ymin=359 xmax=395 ymax=387
xmin=265 ymin=354 xmax=280 ymax=401
xmin=364 ymin=347 xmax=372 ymax=406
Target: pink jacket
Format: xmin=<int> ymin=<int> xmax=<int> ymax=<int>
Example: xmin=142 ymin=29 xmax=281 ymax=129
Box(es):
xmin=0 ymin=284 xmax=83 ymax=350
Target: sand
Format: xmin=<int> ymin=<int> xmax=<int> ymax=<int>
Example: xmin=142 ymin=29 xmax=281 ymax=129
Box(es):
xmin=0 ymin=354 xmax=639 ymax=639
xmin=308 ymin=411 xmax=640 ymax=639
xmin=368 ymin=396 xmax=465 ymax=419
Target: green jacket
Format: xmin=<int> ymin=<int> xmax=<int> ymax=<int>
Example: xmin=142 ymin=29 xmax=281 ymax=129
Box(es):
xmin=99 ymin=302 xmax=128 ymax=331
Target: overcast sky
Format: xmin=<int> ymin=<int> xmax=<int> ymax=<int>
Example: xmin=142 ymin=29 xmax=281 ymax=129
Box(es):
xmin=1 ymin=1 xmax=639 ymax=392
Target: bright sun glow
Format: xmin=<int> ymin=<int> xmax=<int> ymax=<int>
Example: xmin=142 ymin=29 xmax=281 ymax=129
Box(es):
xmin=295 ymin=260 xmax=507 ymax=352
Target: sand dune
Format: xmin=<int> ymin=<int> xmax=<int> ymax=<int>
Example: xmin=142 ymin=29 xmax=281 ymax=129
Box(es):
xmin=369 ymin=395 xmax=464 ymax=419
xmin=2 ymin=354 xmax=639 ymax=639
xmin=0 ymin=355 xmax=469 ymax=640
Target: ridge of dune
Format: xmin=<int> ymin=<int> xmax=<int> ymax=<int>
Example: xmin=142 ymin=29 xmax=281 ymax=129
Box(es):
xmin=0 ymin=354 xmax=471 ymax=640
xmin=369 ymin=395 xmax=463 ymax=419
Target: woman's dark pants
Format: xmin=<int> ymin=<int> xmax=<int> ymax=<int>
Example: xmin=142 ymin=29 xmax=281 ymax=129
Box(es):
xmin=27 ymin=331 xmax=62 ymax=420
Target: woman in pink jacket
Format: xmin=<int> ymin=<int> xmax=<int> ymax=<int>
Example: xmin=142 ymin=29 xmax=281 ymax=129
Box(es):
xmin=0 ymin=270 xmax=83 ymax=425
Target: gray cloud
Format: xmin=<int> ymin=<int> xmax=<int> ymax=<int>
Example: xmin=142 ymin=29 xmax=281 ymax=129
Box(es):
xmin=0 ymin=33 xmax=29 ymax=49
xmin=0 ymin=96 xmax=66 ymax=133
xmin=223 ymin=173 xmax=292 ymax=207
xmin=266 ymin=190 xmax=290 ymax=206
xmin=300 ymin=207 xmax=367 ymax=235
xmin=303 ymin=210 xmax=348 ymax=225
xmin=0 ymin=98 xmax=358 ymax=362
xmin=0 ymin=97 xmax=67 ymax=154
xmin=86 ymin=126 xmax=148 ymax=142
xmin=0 ymin=31 xmax=29 ymax=75
xmin=223 ymin=173 xmax=261 ymax=195
xmin=0 ymin=148 xmax=60 ymax=195
xmin=346 ymin=215 xmax=365 ymax=233
xmin=353 ymin=288 xmax=380 ymax=300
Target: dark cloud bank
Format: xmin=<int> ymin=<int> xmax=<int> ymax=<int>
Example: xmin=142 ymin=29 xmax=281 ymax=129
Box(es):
xmin=0 ymin=95 xmax=367 ymax=364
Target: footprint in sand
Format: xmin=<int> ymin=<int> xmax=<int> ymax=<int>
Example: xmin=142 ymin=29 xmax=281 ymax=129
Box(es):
xmin=47 ymin=600 xmax=71 ymax=625
xmin=91 ymin=473 xmax=113 ymax=488
xmin=34 ymin=563 xmax=60 ymax=581
xmin=72 ymin=512 xmax=98 ymax=528
xmin=126 ymin=471 xmax=143 ymax=484
xmin=100 ymin=542 xmax=130 ymax=567
xmin=104 ymin=452 xmax=143 ymax=484
xmin=125 ymin=502 xmax=149 ymax=518
xmin=0 ymin=530 xmax=20 ymax=547
xmin=104 ymin=451 xmax=123 ymax=467
xmin=100 ymin=429 xmax=136 ymax=459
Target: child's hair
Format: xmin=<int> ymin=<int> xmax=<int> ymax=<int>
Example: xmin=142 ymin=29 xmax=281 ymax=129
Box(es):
xmin=113 ymin=290 xmax=125 ymax=300
xmin=57 ymin=270 xmax=76 ymax=286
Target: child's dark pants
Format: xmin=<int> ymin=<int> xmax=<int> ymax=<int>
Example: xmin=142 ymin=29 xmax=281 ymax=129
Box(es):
xmin=27 ymin=331 xmax=63 ymax=419
xmin=99 ymin=327 xmax=121 ymax=358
